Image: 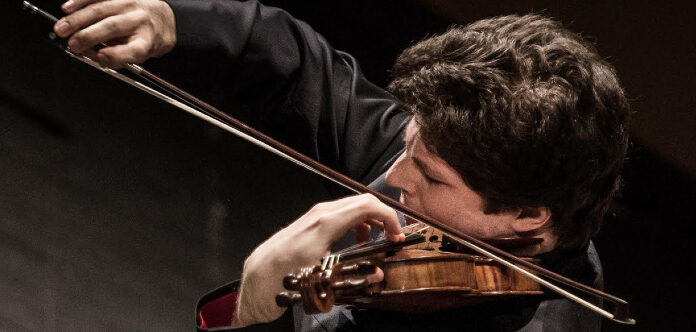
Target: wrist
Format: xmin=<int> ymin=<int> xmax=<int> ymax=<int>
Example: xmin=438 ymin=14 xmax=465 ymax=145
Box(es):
xmin=234 ymin=260 xmax=288 ymax=327
xmin=152 ymin=0 xmax=176 ymax=57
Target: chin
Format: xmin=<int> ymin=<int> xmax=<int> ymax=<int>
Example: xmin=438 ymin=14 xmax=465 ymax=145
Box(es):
xmin=400 ymin=194 xmax=420 ymax=225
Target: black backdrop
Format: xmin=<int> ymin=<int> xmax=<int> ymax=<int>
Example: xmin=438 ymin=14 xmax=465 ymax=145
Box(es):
xmin=1 ymin=0 xmax=694 ymax=331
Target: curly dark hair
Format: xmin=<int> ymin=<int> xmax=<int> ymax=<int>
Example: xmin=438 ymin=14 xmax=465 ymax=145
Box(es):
xmin=388 ymin=14 xmax=630 ymax=249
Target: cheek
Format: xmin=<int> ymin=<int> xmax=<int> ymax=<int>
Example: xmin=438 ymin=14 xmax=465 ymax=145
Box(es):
xmin=420 ymin=189 xmax=494 ymax=238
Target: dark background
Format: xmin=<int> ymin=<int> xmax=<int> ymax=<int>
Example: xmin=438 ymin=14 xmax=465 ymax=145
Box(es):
xmin=1 ymin=0 xmax=694 ymax=330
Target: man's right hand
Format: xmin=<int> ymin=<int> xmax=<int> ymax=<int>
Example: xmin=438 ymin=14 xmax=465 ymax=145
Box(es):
xmin=53 ymin=0 xmax=176 ymax=69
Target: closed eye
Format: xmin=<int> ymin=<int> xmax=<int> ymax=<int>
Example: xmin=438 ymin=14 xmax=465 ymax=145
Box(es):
xmin=423 ymin=173 xmax=444 ymax=185
xmin=411 ymin=155 xmax=444 ymax=185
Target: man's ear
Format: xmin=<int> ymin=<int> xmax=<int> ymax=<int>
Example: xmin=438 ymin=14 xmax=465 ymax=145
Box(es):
xmin=511 ymin=206 xmax=552 ymax=234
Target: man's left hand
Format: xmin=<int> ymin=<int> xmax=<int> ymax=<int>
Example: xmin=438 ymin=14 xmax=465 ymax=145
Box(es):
xmin=233 ymin=194 xmax=405 ymax=327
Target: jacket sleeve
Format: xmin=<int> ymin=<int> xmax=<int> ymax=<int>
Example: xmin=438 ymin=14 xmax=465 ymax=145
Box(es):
xmin=195 ymin=281 xmax=293 ymax=332
xmin=161 ymin=0 xmax=409 ymax=184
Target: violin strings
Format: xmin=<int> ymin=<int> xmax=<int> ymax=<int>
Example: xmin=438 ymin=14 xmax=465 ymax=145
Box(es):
xmin=332 ymin=223 xmax=427 ymax=257
xmin=336 ymin=232 xmax=426 ymax=261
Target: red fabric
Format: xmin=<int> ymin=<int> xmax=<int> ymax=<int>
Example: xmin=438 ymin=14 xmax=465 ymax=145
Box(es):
xmin=199 ymin=291 xmax=239 ymax=329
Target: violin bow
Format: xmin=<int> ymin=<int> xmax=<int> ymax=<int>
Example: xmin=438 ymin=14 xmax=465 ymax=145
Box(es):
xmin=22 ymin=1 xmax=635 ymax=325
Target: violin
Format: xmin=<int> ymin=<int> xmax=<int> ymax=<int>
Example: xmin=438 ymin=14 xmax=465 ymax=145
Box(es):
xmin=276 ymin=222 xmax=544 ymax=314
xmin=22 ymin=1 xmax=635 ymax=325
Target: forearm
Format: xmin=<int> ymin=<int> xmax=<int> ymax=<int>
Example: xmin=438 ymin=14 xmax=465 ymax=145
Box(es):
xmin=162 ymin=0 xmax=409 ymax=182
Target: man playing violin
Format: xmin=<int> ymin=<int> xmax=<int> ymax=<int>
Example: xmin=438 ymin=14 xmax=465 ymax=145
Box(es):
xmin=52 ymin=0 xmax=630 ymax=330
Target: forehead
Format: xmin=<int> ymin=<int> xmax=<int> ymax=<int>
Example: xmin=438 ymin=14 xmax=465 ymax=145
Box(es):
xmin=404 ymin=118 xmax=420 ymax=144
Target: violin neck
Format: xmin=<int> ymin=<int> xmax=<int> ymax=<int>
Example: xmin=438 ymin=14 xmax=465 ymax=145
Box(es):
xmin=331 ymin=232 xmax=426 ymax=261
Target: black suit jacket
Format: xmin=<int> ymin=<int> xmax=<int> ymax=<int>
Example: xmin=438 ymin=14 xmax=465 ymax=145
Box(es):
xmin=159 ymin=1 xmax=605 ymax=330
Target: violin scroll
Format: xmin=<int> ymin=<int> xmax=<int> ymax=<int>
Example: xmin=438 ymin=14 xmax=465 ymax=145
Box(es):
xmin=275 ymin=260 xmax=378 ymax=313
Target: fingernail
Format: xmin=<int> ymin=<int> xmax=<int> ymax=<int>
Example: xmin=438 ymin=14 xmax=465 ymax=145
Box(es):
xmin=55 ymin=20 xmax=70 ymax=36
xmin=62 ymin=0 xmax=74 ymax=12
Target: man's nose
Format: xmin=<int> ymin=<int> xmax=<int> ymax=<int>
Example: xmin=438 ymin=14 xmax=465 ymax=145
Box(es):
xmin=385 ymin=152 xmax=415 ymax=194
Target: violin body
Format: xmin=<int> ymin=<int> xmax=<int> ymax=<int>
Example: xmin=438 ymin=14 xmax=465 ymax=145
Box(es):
xmin=339 ymin=249 xmax=542 ymax=313
xmin=278 ymin=223 xmax=544 ymax=314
